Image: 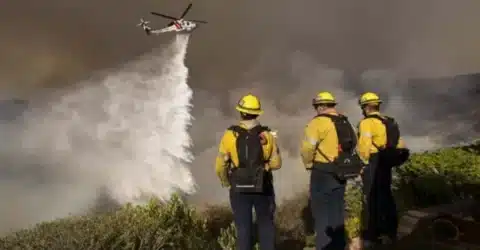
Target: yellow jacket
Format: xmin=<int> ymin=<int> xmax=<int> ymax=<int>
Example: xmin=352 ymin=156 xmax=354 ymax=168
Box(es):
xmin=357 ymin=112 xmax=406 ymax=163
xmin=215 ymin=120 xmax=282 ymax=187
xmin=300 ymin=112 xmax=343 ymax=169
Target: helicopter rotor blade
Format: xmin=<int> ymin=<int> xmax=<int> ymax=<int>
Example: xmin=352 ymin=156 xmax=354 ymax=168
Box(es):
xmin=150 ymin=12 xmax=178 ymax=20
xmin=180 ymin=3 xmax=193 ymax=19
xmin=190 ymin=19 xmax=208 ymax=24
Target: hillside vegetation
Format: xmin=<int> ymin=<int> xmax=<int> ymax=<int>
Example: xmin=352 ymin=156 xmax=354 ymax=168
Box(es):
xmin=1 ymin=141 xmax=479 ymax=250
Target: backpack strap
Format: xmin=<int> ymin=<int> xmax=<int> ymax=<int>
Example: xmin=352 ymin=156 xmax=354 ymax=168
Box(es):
xmin=250 ymin=125 xmax=270 ymax=135
xmin=365 ymin=113 xmax=386 ymax=122
xmin=364 ymin=114 xmax=398 ymax=149
xmin=363 ymin=114 xmax=384 ymax=150
xmin=228 ymin=124 xmax=270 ymax=137
xmin=229 ymin=124 xmax=269 ymax=133
xmin=316 ymin=147 xmax=333 ymax=163
xmin=315 ymin=113 xmax=355 ymax=144
xmin=312 ymin=113 xmax=341 ymax=163
xmin=365 ymin=114 xmax=398 ymax=126
xmin=228 ymin=125 xmax=247 ymax=135
xmin=315 ymin=113 xmax=343 ymax=120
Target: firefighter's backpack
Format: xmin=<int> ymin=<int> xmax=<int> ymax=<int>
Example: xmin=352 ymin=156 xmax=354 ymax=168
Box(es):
xmin=366 ymin=114 xmax=410 ymax=167
xmin=227 ymin=125 xmax=271 ymax=193
xmin=316 ymin=113 xmax=363 ymax=180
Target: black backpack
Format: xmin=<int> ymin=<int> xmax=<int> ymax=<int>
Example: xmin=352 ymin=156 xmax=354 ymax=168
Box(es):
xmin=227 ymin=125 xmax=271 ymax=193
xmin=365 ymin=114 xmax=410 ymax=167
xmin=315 ymin=114 xmax=363 ymax=180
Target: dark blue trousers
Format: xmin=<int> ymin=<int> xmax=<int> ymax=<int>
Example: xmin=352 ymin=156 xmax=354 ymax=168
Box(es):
xmin=229 ymin=189 xmax=276 ymax=250
xmin=310 ymin=168 xmax=347 ymax=250
xmin=361 ymin=155 xmax=398 ymax=242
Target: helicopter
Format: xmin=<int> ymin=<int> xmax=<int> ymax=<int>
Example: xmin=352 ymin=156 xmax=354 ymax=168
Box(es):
xmin=137 ymin=3 xmax=207 ymax=35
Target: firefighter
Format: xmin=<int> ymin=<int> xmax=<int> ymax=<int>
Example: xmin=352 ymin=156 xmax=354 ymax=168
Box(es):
xmin=215 ymin=94 xmax=282 ymax=250
xmin=300 ymin=92 xmax=357 ymax=250
xmin=357 ymin=92 xmax=408 ymax=247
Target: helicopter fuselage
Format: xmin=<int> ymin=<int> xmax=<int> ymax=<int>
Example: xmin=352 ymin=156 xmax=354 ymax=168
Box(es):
xmin=172 ymin=19 xmax=197 ymax=32
xmin=138 ymin=3 xmax=205 ymax=35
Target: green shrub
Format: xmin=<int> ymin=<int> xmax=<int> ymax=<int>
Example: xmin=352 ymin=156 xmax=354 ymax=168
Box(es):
xmin=201 ymin=204 xmax=233 ymax=239
xmin=275 ymin=192 xmax=311 ymax=247
xmin=217 ymin=222 xmax=260 ymax=250
xmin=217 ymin=222 xmax=237 ymax=250
xmin=345 ymin=181 xmax=363 ymax=239
xmin=0 ymin=194 xmax=216 ymax=250
xmin=395 ymin=141 xmax=480 ymax=208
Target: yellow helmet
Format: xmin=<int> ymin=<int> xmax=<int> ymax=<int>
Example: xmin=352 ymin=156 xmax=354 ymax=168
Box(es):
xmin=312 ymin=91 xmax=337 ymax=105
xmin=359 ymin=92 xmax=382 ymax=106
xmin=235 ymin=94 xmax=263 ymax=115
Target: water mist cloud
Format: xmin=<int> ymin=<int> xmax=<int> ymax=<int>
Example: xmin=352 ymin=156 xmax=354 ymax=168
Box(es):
xmin=0 ymin=35 xmax=194 ymax=234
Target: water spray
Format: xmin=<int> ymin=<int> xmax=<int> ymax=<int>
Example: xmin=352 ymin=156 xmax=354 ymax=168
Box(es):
xmin=0 ymin=34 xmax=195 ymax=233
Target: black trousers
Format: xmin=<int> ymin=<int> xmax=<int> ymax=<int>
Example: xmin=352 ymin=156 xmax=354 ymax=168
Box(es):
xmin=229 ymin=188 xmax=276 ymax=250
xmin=361 ymin=154 xmax=398 ymax=242
xmin=310 ymin=165 xmax=347 ymax=250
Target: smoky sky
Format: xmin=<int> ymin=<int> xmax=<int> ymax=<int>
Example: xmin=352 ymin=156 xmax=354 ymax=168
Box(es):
xmin=3 ymin=0 xmax=480 ymax=94
xmin=1 ymin=0 xmax=480 ymax=206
